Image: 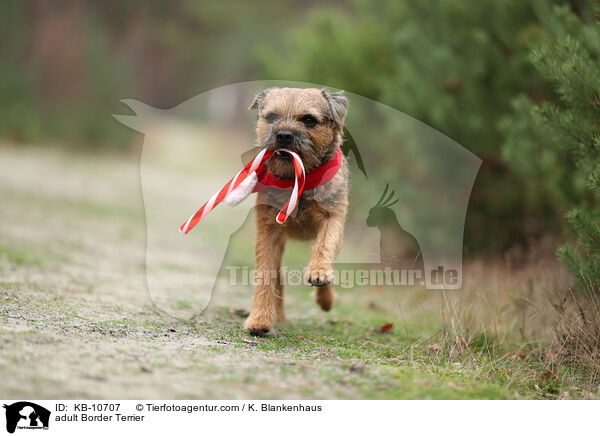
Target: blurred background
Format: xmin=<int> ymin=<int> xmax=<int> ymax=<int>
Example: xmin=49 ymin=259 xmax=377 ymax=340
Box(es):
xmin=2 ymin=0 xmax=595 ymax=253
xmin=2 ymin=0 xmax=600 ymax=397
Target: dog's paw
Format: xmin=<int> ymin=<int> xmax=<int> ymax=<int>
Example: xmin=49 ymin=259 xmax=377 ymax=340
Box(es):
xmin=305 ymin=264 xmax=334 ymax=287
xmin=244 ymin=315 xmax=272 ymax=336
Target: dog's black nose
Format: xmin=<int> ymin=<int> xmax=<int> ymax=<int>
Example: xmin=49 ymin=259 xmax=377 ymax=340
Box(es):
xmin=276 ymin=130 xmax=293 ymax=146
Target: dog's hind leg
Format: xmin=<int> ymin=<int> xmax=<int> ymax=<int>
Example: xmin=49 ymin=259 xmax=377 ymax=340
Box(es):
xmin=314 ymin=286 xmax=335 ymax=312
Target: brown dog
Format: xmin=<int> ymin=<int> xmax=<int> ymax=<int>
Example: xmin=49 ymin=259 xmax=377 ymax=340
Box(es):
xmin=244 ymin=87 xmax=349 ymax=335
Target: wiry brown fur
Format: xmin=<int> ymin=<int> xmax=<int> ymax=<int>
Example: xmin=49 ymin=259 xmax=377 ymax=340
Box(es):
xmin=244 ymin=87 xmax=349 ymax=335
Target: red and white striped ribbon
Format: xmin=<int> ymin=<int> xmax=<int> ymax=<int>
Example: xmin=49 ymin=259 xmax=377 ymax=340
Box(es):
xmin=179 ymin=149 xmax=305 ymax=234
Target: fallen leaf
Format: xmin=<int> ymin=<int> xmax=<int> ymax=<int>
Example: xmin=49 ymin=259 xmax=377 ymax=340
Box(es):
xmin=168 ymin=328 xmax=176 ymax=332
xmin=380 ymin=323 xmax=393 ymax=332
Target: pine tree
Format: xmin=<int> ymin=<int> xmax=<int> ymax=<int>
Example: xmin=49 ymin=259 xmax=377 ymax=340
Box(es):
xmin=255 ymin=0 xmax=588 ymax=251
xmin=527 ymin=3 xmax=600 ymax=292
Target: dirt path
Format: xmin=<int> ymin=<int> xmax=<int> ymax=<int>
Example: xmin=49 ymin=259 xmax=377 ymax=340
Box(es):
xmin=0 ymin=145 xmax=573 ymax=399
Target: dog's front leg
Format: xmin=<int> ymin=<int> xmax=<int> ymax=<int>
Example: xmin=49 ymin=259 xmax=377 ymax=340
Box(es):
xmin=305 ymin=207 xmax=346 ymax=289
xmin=245 ymin=204 xmax=285 ymax=335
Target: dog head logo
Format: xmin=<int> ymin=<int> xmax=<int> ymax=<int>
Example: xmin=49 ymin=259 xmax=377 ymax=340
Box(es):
xmin=114 ymin=81 xmax=481 ymax=319
xmin=3 ymin=402 xmax=50 ymax=434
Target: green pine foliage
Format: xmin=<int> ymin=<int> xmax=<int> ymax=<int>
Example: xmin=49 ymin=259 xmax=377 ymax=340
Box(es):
xmin=522 ymin=4 xmax=600 ymax=291
xmin=255 ymin=0 xmax=590 ymax=251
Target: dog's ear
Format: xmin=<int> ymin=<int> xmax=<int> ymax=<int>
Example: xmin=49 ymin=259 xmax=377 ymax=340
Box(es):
xmin=249 ymin=87 xmax=276 ymax=111
xmin=321 ymin=89 xmax=348 ymax=125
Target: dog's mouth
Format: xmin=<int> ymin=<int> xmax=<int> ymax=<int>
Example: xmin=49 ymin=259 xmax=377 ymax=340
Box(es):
xmin=274 ymin=149 xmax=293 ymax=161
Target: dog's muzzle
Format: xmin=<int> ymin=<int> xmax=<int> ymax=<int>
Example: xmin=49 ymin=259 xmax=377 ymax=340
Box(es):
xmin=276 ymin=130 xmax=294 ymax=147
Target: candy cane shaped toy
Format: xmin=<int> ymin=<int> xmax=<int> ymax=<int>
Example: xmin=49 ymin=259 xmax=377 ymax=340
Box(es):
xmin=179 ymin=149 xmax=305 ymax=234
xmin=274 ymin=150 xmax=305 ymax=224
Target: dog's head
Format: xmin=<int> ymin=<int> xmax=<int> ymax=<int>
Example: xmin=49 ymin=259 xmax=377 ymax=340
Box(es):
xmin=249 ymin=87 xmax=348 ymax=178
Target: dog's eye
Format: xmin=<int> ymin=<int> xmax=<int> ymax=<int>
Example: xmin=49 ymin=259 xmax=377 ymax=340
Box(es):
xmin=300 ymin=115 xmax=318 ymax=128
xmin=264 ymin=113 xmax=279 ymax=123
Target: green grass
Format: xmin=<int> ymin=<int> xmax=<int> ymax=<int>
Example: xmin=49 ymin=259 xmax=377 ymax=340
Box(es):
xmin=187 ymin=306 xmax=565 ymax=399
xmin=0 ymin=243 xmax=43 ymax=267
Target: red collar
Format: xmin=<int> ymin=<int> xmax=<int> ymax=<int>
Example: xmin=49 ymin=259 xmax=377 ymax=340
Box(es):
xmin=254 ymin=148 xmax=342 ymax=192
